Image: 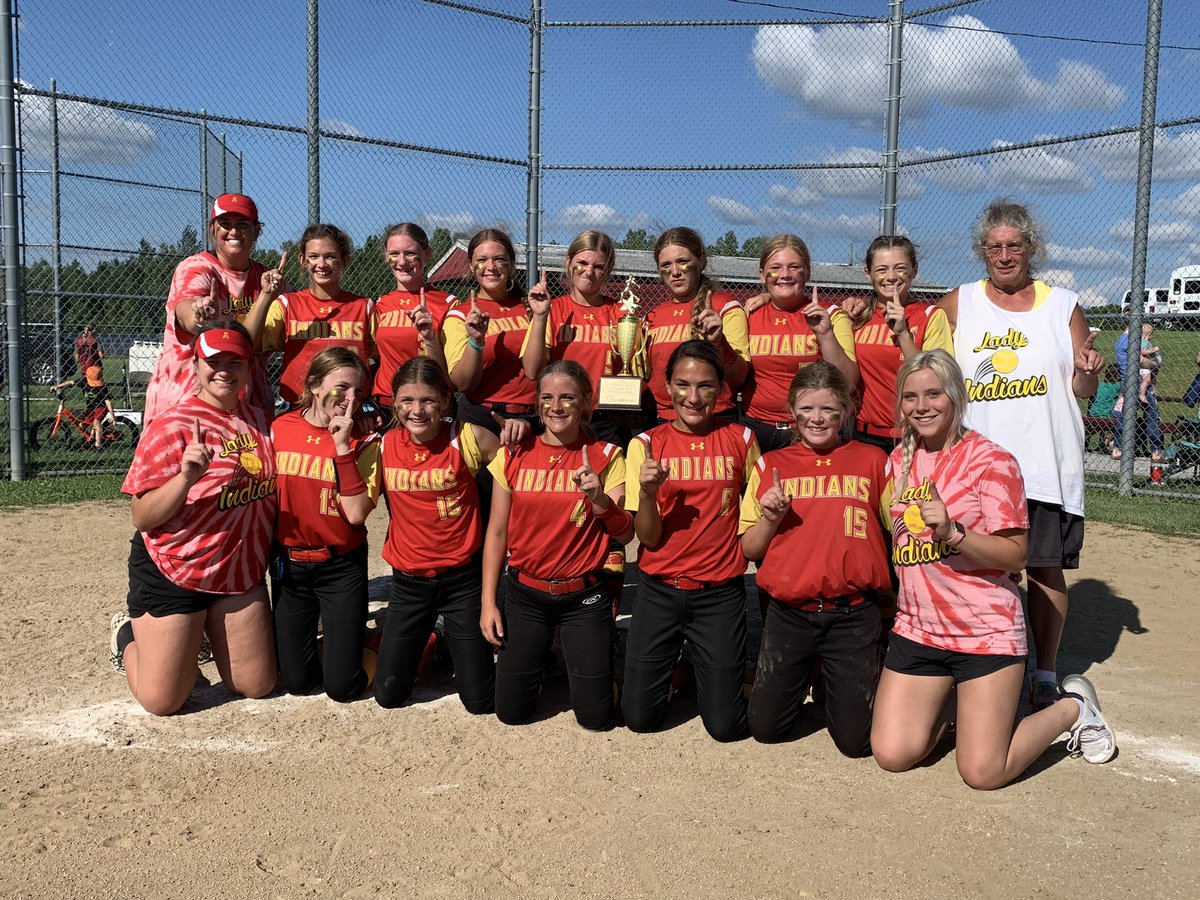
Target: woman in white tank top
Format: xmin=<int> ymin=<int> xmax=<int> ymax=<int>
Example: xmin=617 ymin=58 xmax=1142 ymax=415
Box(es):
xmin=940 ymin=200 xmax=1105 ymax=713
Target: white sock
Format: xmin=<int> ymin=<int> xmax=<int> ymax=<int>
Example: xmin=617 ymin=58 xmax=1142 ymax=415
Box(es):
xmin=1034 ymin=668 xmax=1056 ymax=685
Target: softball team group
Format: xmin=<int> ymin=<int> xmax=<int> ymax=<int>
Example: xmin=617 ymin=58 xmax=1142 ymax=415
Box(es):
xmin=111 ymin=192 xmax=1116 ymax=790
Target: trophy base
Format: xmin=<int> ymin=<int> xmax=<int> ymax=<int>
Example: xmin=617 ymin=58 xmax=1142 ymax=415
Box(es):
xmin=597 ymin=375 xmax=644 ymax=412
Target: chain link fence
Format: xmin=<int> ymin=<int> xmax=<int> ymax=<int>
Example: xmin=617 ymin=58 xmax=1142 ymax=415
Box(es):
xmin=4 ymin=0 xmax=1198 ymax=506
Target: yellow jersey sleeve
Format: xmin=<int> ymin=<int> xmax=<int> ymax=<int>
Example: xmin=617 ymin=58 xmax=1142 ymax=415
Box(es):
xmin=624 ymin=436 xmax=647 ymax=513
xmin=737 ymin=461 xmax=764 ymax=535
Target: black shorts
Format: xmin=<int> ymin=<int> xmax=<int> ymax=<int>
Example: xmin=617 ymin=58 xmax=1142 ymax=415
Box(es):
xmin=1026 ymin=499 xmax=1084 ymax=570
xmin=127 ymin=532 xmax=225 ymax=618
xmin=884 ymin=632 xmax=1023 ymax=683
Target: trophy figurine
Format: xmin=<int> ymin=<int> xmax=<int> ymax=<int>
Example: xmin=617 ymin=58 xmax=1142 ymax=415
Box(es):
xmin=597 ymin=276 xmax=645 ymax=411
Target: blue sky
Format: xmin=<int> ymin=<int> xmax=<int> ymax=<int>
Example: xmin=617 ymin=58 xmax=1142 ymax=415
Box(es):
xmin=13 ymin=0 xmax=1200 ymax=305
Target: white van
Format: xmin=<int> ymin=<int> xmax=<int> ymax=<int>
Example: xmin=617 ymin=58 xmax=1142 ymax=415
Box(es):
xmin=1120 ymin=287 xmax=1170 ymax=318
xmin=1168 ymin=265 xmax=1200 ymax=328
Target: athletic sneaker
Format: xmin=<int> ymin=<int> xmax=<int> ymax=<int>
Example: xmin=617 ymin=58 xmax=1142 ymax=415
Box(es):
xmin=109 ymin=611 xmax=131 ymax=674
xmin=1031 ymin=678 xmax=1061 ymax=712
xmin=1062 ymin=674 xmax=1116 ymax=764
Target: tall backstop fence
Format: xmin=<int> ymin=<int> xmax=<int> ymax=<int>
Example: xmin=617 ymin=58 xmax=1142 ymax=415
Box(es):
xmin=3 ymin=0 xmax=1198 ymax=503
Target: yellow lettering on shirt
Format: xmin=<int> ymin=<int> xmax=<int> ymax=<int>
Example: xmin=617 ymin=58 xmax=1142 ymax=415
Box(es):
xmin=971 ymin=328 xmax=1029 ymax=352
xmin=384 ymin=467 xmax=455 ymax=492
xmin=287 ymin=320 xmax=366 ymax=340
xmin=663 ymin=455 xmax=736 ymax=482
xmin=964 ymin=373 xmax=1048 ymax=403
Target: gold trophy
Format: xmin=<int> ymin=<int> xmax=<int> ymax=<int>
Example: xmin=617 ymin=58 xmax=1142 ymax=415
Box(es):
xmin=597 ymin=276 xmax=645 ymax=411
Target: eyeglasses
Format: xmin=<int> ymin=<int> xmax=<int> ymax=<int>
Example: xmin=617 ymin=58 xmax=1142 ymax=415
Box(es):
xmin=984 ymin=242 xmax=1026 ymax=258
xmin=214 ymin=219 xmax=256 ymax=234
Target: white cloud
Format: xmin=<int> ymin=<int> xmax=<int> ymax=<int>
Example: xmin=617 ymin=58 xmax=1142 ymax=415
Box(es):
xmin=1093 ymin=130 xmax=1200 ymax=183
xmin=1045 ymin=242 xmax=1127 ymax=268
xmin=752 ymin=15 xmax=1124 ymax=126
xmin=988 ymin=141 xmax=1095 ymax=193
xmin=1038 ymin=269 xmax=1077 ymax=291
xmin=1166 ymin=184 xmax=1200 ymax=218
xmin=914 ymin=155 xmax=990 ymax=194
xmin=420 ymin=211 xmax=480 ymax=235
xmin=556 ymin=203 xmax=650 ymax=233
xmin=1077 ymin=275 xmax=1131 ymax=308
xmin=1108 ymin=218 xmax=1198 ymax=244
xmin=766 ymin=183 xmax=821 ymax=207
xmin=19 ymin=87 xmax=156 ymax=165
xmin=707 ymin=196 xmax=759 ymax=225
xmin=321 ymin=118 xmax=365 ymax=138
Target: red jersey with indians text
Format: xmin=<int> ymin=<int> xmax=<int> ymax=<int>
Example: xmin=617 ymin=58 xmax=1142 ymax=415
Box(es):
xmin=144 ymin=251 xmax=273 ymax=427
xmin=740 ymin=441 xmax=891 ymax=603
xmin=889 ymin=431 xmax=1030 ymax=656
xmin=744 ymin=302 xmax=856 ymax=423
xmin=523 ymin=294 xmax=625 ymax=409
xmin=262 ymin=289 xmax=372 ymax=404
xmin=444 ymin=295 xmax=535 ymax=407
xmin=640 ymin=293 xmax=749 ymax=419
xmin=370 ymin=288 xmax=455 ymax=403
xmin=381 ymin=423 xmax=486 ymax=577
xmin=122 ymin=396 xmax=276 ymax=594
xmin=272 ymin=409 xmax=382 ymax=553
xmin=853 ymin=303 xmax=953 ymax=434
xmin=488 ymin=436 xmax=626 ymax=580
xmin=626 ymin=422 xmax=759 ymax=582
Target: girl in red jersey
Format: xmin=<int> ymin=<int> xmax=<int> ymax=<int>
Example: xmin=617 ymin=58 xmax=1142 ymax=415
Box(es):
xmin=370 ymin=223 xmax=452 ymax=411
xmin=271 ymin=348 xmax=381 ymax=702
xmin=871 ymin=350 xmax=1116 ymax=788
xmin=740 ymin=361 xmax=890 ymax=756
xmin=144 ymin=194 xmax=287 ymax=426
xmin=624 ymin=340 xmax=760 ymax=742
xmin=742 ymin=234 xmax=858 ymax=454
xmin=845 ymin=236 xmax=953 ymax=452
xmin=261 ymin=224 xmax=372 ymax=406
xmin=374 ymin=357 xmax=528 ymax=712
xmin=480 ymin=361 xmax=635 ymax=730
xmin=522 ymin=230 xmax=631 ymax=445
xmin=113 ymin=320 xmax=277 ymax=715
xmin=443 ymin=229 xmax=535 ymax=433
xmin=639 ymin=227 xmax=750 ymax=425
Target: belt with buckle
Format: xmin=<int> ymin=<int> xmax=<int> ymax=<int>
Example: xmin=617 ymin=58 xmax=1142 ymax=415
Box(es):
xmin=286 ymin=546 xmax=335 ymax=563
xmin=652 ymin=572 xmax=740 ymax=591
xmin=488 ymin=402 xmax=535 ymax=416
xmin=509 ymin=568 xmax=601 ymax=596
xmin=795 ymin=592 xmax=869 ymax=613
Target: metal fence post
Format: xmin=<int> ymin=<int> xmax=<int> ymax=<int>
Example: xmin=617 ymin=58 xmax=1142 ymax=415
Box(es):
xmin=237 ymin=150 xmax=244 ymax=194
xmin=307 ymin=0 xmax=320 ymax=223
xmin=1118 ymin=0 xmax=1163 ymax=496
xmin=881 ymin=0 xmax=904 ymax=236
xmin=220 ymin=131 xmax=228 ymax=195
xmin=50 ymin=78 xmax=61 ymax=382
xmin=199 ymin=111 xmax=209 ymax=237
xmin=525 ymin=0 xmax=543 ymax=282
xmin=2 ymin=0 xmax=24 ymax=479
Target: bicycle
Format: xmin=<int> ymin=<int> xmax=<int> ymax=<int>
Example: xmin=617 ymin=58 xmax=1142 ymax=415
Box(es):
xmin=28 ymin=388 xmax=140 ymax=451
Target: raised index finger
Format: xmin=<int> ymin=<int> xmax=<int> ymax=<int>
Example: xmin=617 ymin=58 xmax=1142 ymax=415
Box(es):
xmin=470 ymin=289 xmax=479 ymax=312
xmin=277 ymin=251 xmax=289 ymax=274
xmin=192 ymin=417 xmax=204 ymax=444
xmin=772 ymin=467 xmax=782 ymax=491
xmin=419 ymin=287 xmax=427 ymax=309
xmin=703 ymin=289 xmax=713 ymax=312
xmin=927 ymin=481 xmax=942 ymax=503
xmin=811 ymin=283 xmax=820 ymax=306
xmin=581 ymin=445 xmax=590 ymax=470
xmin=1081 ymin=329 xmax=1097 ymax=351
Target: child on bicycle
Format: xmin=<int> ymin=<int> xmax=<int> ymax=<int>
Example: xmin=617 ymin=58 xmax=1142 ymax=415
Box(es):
xmin=50 ymin=365 xmax=114 ymax=449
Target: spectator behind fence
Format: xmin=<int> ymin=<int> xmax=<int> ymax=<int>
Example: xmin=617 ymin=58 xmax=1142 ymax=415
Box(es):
xmin=1113 ymin=323 xmax=1164 ymax=463
xmin=142 ymin=194 xmax=287 ymax=427
xmin=74 ymin=322 xmax=103 ymax=376
xmin=49 ymin=365 xmax=114 ymax=450
xmin=940 ymin=199 xmax=1104 ymax=714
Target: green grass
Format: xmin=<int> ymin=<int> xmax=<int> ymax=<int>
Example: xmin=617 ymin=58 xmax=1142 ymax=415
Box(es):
xmin=0 ymin=473 xmax=125 ymax=508
xmin=1083 ymin=316 xmax=1200 ymax=425
xmin=1084 ymin=485 xmax=1200 ymax=536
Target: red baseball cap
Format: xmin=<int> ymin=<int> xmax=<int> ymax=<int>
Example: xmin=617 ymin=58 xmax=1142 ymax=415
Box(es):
xmin=211 ymin=193 xmax=259 ymax=223
xmin=195 ymin=327 xmax=253 ymax=361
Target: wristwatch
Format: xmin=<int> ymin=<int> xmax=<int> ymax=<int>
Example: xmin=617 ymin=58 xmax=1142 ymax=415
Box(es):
xmin=946 ymin=521 xmax=966 ymax=548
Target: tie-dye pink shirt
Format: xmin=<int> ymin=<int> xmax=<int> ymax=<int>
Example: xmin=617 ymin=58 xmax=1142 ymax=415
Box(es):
xmin=889 ymin=431 xmax=1030 ymax=656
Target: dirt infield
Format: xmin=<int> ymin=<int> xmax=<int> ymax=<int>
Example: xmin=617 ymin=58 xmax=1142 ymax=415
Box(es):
xmin=2 ymin=501 xmax=1198 ymax=899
